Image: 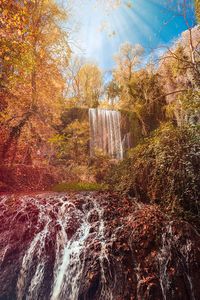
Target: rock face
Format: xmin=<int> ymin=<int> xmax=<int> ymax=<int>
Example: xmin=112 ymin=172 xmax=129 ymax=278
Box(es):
xmin=0 ymin=192 xmax=199 ymax=300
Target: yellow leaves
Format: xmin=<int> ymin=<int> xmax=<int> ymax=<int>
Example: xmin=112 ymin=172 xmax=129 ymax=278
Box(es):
xmin=2 ymin=9 xmax=8 ymax=17
xmin=0 ymin=0 xmax=71 ymax=155
xmin=75 ymin=63 xmax=103 ymax=107
xmin=4 ymin=56 xmax=10 ymax=61
xmin=17 ymin=29 xmax=22 ymax=36
xmin=39 ymin=48 xmax=45 ymax=59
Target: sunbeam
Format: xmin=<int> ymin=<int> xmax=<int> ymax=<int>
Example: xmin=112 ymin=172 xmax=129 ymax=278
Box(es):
xmin=0 ymin=1 xmax=200 ymax=299
xmin=69 ymin=0 xmax=196 ymax=70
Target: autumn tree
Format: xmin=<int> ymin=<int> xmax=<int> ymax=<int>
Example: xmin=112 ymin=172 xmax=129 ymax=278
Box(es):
xmin=65 ymin=59 xmax=103 ymax=108
xmin=113 ymin=43 xmax=164 ymax=134
xmin=113 ymin=43 xmax=144 ymax=116
xmin=0 ymin=0 xmax=70 ymax=164
xmin=113 ymin=42 xmax=144 ymax=86
xmin=0 ymin=0 xmax=30 ymax=95
xmin=105 ymin=80 xmax=121 ymax=109
xmin=158 ymin=26 xmax=200 ymax=125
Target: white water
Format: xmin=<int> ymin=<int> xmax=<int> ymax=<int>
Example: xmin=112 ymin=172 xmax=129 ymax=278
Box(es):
xmin=0 ymin=194 xmax=199 ymax=300
xmin=158 ymin=222 xmax=197 ymax=300
xmin=89 ymin=108 xmax=123 ymax=160
xmin=12 ymin=193 xmax=118 ymax=300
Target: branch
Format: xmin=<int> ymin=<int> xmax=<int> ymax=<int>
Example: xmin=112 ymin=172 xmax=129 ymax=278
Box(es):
xmin=155 ymin=89 xmax=189 ymax=101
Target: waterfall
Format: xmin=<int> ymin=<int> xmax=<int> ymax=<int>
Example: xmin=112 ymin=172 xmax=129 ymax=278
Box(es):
xmin=89 ymin=108 xmax=123 ymax=160
xmin=15 ymin=194 xmax=91 ymax=300
xmin=10 ymin=193 xmax=119 ymax=300
xmin=1 ymin=193 xmax=200 ymax=300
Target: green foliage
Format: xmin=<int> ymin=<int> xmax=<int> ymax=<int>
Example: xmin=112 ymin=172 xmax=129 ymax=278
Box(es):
xmin=52 ymin=182 xmax=108 ymax=192
xmin=49 ymin=120 xmax=89 ymax=163
xmin=107 ymin=124 xmax=200 ymax=225
xmin=127 ymin=70 xmax=165 ymax=133
xmin=120 ymin=110 xmax=143 ymax=147
xmin=114 ymin=63 xmax=165 ymax=135
xmin=182 ymin=90 xmax=200 ymax=110
xmin=165 ymin=89 xmax=200 ymax=125
xmin=89 ymin=151 xmax=115 ymax=182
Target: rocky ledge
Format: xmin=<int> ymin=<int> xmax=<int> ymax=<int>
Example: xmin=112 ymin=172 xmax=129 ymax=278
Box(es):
xmin=0 ymin=192 xmax=199 ymax=300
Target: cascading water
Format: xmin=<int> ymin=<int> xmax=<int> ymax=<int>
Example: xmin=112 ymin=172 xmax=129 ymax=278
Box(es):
xmin=13 ymin=194 xmax=112 ymax=300
xmin=0 ymin=193 xmax=200 ymax=300
xmin=89 ymin=108 xmax=123 ymax=160
xmin=158 ymin=222 xmax=198 ymax=300
xmin=0 ymin=193 xmax=123 ymax=300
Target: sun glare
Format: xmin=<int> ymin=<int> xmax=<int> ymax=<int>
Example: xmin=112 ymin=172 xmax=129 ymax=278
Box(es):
xmin=68 ymin=0 xmax=195 ymax=70
xmin=68 ymin=0 xmax=194 ymax=70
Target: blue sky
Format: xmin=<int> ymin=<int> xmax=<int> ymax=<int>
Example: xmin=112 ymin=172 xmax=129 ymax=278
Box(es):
xmin=67 ymin=0 xmax=196 ymax=71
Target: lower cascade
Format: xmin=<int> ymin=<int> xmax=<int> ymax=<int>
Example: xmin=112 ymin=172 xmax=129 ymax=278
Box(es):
xmin=0 ymin=192 xmax=200 ymax=300
xmin=89 ymin=108 xmax=123 ymax=160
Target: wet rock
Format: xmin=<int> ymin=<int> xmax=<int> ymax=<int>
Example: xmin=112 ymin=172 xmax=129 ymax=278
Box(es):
xmin=0 ymin=192 xmax=199 ymax=300
xmin=88 ymin=212 xmax=99 ymax=223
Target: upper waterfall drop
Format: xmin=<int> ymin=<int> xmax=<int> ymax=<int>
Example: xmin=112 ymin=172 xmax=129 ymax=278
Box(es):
xmin=89 ymin=108 xmax=123 ymax=160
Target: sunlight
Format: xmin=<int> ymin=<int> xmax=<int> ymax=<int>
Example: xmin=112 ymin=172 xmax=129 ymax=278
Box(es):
xmin=1 ymin=0 xmax=199 ymax=298
xmin=69 ymin=0 xmax=196 ymax=70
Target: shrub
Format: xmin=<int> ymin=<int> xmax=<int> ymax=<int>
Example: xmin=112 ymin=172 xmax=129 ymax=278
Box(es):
xmin=107 ymin=124 xmax=200 ymax=224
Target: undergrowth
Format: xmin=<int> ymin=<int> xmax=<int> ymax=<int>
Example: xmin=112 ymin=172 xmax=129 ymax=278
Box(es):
xmin=106 ymin=123 xmax=200 ymax=227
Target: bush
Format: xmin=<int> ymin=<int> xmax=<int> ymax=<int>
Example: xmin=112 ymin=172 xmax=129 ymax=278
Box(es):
xmin=107 ymin=124 xmax=200 ymax=224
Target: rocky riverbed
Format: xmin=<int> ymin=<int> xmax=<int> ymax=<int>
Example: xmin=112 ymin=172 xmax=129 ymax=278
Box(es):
xmin=0 ymin=192 xmax=199 ymax=300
